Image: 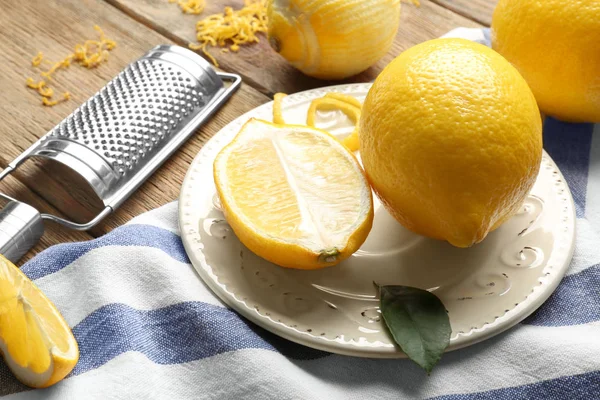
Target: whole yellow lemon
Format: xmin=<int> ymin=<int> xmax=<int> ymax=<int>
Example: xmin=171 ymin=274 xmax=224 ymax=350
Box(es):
xmin=266 ymin=0 xmax=401 ymax=80
xmin=491 ymin=0 xmax=600 ymax=123
xmin=359 ymin=38 xmax=543 ymax=248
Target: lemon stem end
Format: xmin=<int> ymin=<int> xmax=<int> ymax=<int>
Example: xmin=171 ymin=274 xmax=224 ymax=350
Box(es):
xmin=318 ymin=248 xmax=340 ymax=264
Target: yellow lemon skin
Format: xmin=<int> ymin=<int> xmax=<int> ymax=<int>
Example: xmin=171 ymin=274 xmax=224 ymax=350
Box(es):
xmin=267 ymin=0 xmax=401 ymax=80
xmin=0 ymin=254 xmax=79 ymax=388
xmin=359 ymin=38 xmax=543 ymax=248
xmin=491 ymin=0 xmax=600 ymax=123
xmin=214 ymin=118 xmax=374 ymax=270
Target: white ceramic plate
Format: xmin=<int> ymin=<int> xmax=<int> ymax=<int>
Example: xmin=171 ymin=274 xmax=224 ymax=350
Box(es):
xmin=178 ymin=83 xmax=576 ymax=358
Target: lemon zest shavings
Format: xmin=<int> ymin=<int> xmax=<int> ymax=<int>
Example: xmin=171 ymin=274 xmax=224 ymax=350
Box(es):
xmin=189 ymin=0 xmax=267 ymax=67
xmin=169 ymin=0 xmax=206 ymax=14
xmin=41 ymin=92 xmax=71 ymax=107
xmin=41 ymin=97 xmax=58 ymax=107
xmin=26 ymin=26 xmax=116 ymax=107
xmin=26 ymin=77 xmax=42 ymax=89
xmin=38 ymin=83 xmax=54 ymax=98
xmin=31 ymin=52 xmax=44 ymax=67
xmin=25 ymin=78 xmax=54 ymax=97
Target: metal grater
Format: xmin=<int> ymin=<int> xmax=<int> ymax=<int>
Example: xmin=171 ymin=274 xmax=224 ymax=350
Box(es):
xmin=0 ymin=44 xmax=241 ymax=262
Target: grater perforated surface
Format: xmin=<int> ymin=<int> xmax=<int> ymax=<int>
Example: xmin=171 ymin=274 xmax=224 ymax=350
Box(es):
xmin=47 ymin=59 xmax=210 ymax=177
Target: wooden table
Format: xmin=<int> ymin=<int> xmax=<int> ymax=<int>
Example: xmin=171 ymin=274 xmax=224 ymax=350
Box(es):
xmin=0 ymin=0 xmax=497 ymax=263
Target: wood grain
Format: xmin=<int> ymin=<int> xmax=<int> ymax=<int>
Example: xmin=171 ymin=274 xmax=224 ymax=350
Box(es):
xmin=106 ymin=0 xmax=482 ymax=96
xmin=0 ymin=0 xmax=271 ymax=237
xmin=431 ymin=0 xmax=497 ymax=26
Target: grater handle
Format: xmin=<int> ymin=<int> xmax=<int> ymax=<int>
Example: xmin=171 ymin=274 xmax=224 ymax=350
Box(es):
xmin=0 ymin=170 xmax=43 ymax=262
xmin=0 ymin=200 xmax=44 ymax=263
xmin=0 ymin=164 xmax=114 ymax=232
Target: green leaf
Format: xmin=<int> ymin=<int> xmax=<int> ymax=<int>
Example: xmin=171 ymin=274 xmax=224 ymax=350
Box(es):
xmin=379 ymin=285 xmax=451 ymax=374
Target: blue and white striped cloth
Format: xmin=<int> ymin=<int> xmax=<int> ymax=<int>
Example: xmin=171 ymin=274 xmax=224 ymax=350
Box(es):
xmin=2 ymin=28 xmax=599 ymax=399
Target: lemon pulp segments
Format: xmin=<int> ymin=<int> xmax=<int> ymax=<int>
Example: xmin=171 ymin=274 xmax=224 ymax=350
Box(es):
xmin=0 ymin=255 xmax=79 ymax=388
xmin=214 ymin=118 xmax=373 ymax=269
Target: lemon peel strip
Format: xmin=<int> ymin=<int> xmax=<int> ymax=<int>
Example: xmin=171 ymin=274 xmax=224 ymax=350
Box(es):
xmin=307 ymin=97 xmax=362 ymax=152
xmin=322 ymin=93 xmax=362 ymax=152
xmin=273 ymin=93 xmax=287 ymax=124
xmin=323 ymin=92 xmax=362 ymax=109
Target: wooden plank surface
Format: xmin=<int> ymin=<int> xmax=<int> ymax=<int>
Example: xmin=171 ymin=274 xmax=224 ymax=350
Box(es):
xmin=107 ymin=0 xmax=482 ymax=96
xmin=431 ymin=0 xmax=497 ymax=26
xmin=0 ymin=0 xmax=271 ymax=241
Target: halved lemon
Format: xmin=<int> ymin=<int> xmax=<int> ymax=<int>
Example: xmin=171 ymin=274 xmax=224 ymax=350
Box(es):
xmin=0 ymin=254 xmax=79 ymax=388
xmin=213 ymin=118 xmax=374 ymax=269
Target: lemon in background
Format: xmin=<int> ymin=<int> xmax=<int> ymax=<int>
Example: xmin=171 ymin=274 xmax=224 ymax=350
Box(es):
xmin=491 ymin=0 xmax=600 ymax=122
xmin=267 ymin=0 xmax=401 ymax=80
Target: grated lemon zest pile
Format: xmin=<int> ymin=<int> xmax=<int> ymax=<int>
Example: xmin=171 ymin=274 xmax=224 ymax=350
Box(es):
xmin=26 ymin=25 xmax=116 ymax=106
xmin=169 ymin=0 xmax=205 ymax=14
xmin=189 ymin=0 xmax=267 ymax=67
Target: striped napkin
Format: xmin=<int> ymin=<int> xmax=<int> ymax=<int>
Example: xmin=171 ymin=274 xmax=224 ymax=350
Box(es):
xmin=2 ymin=28 xmax=599 ymax=399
